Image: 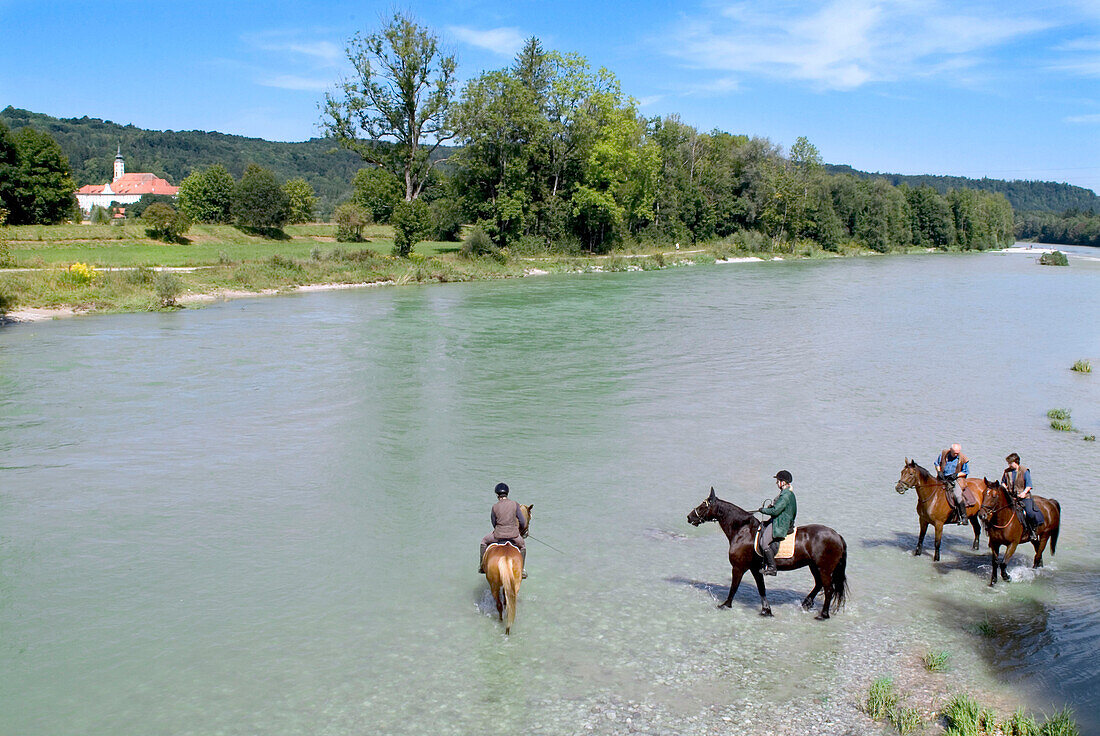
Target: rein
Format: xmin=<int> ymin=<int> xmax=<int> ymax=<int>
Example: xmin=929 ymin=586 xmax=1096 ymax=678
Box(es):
xmin=982 ymin=490 xmax=1017 ymax=531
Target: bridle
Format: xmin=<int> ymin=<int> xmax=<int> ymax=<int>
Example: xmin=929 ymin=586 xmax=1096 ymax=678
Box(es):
xmin=979 ymin=486 xmax=1015 ymax=530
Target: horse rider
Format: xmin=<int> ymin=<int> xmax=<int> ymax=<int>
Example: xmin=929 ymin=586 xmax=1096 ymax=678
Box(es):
xmin=1001 ymin=453 xmax=1044 ymax=540
xmin=934 ymin=444 xmax=970 ymax=524
xmin=479 ymin=482 xmax=528 ymax=578
xmin=757 ymin=470 xmax=797 ymax=576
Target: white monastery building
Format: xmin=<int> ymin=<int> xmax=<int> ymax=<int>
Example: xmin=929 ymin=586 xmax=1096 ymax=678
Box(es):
xmin=75 ymin=147 xmax=179 ymax=213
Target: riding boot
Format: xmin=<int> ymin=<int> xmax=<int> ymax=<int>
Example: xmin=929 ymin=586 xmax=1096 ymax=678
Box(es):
xmin=761 ymin=544 xmax=777 ymax=576
xmin=478 ymin=543 xmax=487 ymax=574
xmin=521 ymin=548 xmax=528 ymax=579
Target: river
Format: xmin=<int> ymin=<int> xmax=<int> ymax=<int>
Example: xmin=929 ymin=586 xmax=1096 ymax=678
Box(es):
xmin=2 ymin=246 xmax=1099 ymax=735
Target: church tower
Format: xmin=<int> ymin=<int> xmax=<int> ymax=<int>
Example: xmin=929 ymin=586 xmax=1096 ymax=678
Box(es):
xmin=114 ymin=145 xmax=125 ymax=181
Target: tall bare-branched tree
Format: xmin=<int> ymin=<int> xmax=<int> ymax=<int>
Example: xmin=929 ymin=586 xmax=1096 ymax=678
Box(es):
xmin=321 ymin=13 xmax=457 ymax=202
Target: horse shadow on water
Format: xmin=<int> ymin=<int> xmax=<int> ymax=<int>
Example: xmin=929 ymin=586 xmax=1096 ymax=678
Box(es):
xmin=861 ymin=531 xmax=990 ymax=578
xmin=666 ymin=576 xmax=810 ymax=609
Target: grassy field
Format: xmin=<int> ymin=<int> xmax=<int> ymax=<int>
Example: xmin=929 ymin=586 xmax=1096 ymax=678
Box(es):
xmin=0 ymin=221 xmax=885 ymax=317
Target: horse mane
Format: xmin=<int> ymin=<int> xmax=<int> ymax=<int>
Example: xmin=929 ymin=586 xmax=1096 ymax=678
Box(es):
xmin=911 ymin=462 xmax=935 ymax=480
xmin=712 ymin=498 xmax=757 ymax=527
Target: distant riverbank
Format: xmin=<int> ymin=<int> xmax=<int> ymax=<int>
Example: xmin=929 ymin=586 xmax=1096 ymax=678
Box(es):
xmin=0 ymin=222 xmax=1021 ymax=323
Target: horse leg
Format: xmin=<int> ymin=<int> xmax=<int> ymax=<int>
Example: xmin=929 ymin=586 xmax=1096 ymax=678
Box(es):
xmin=719 ymin=566 xmax=744 ymax=609
xmin=989 ymin=543 xmax=1000 ymax=587
xmin=1001 ymin=541 xmax=1019 ymax=582
xmin=750 ymin=567 xmax=772 ymax=617
xmin=816 ymin=576 xmax=833 ymax=621
xmin=915 ymin=519 xmax=928 ymax=556
xmin=933 ymin=521 xmax=944 ymax=562
xmin=970 ymin=515 xmax=982 ymax=550
xmin=803 ymin=564 xmax=822 ymax=610
xmin=1032 ymin=536 xmax=1048 ymax=568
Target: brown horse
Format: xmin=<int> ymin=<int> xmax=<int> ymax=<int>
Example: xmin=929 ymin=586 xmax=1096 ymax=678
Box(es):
xmin=482 ymin=504 xmax=532 ymax=634
xmin=895 ymin=459 xmax=990 ymax=561
xmin=687 ymin=488 xmax=848 ymax=620
xmin=978 ymin=482 xmax=1060 ymax=586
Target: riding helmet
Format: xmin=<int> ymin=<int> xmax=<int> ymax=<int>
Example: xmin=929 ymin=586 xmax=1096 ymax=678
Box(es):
xmin=494 ymin=482 xmax=510 ymax=496
xmin=774 ymin=470 xmax=793 ymax=484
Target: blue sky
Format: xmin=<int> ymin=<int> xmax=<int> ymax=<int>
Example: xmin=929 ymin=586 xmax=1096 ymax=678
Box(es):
xmin=2 ymin=0 xmax=1099 ymax=191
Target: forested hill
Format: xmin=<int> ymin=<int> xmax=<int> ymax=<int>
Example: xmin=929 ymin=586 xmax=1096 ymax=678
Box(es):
xmin=825 ymin=164 xmax=1100 ymax=213
xmin=0 ymin=107 xmax=374 ymax=216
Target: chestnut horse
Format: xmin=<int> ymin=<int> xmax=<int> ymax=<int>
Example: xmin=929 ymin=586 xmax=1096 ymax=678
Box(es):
xmin=687 ymin=488 xmax=848 ymax=620
xmin=978 ymin=482 xmax=1060 ymax=586
xmin=482 ymin=504 xmax=532 ymax=634
xmin=895 ymin=459 xmax=989 ymax=561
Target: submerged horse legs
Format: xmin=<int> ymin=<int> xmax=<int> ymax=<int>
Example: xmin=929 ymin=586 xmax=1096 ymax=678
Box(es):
xmin=750 ymin=567 xmax=772 ymax=617
xmin=1032 ymin=537 xmax=1048 ymax=568
xmin=933 ymin=522 xmax=945 ymax=561
xmin=970 ymin=516 xmax=982 ymax=550
xmin=719 ymin=566 xmax=744 ymax=608
xmin=803 ymin=563 xmax=823 ymax=610
xmin=915 ymin=519 xmax=928 ymax=556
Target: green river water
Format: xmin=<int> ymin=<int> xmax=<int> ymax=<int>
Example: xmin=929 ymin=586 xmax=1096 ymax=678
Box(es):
xmin=2 ymin=247 xmax=1099 ymax=735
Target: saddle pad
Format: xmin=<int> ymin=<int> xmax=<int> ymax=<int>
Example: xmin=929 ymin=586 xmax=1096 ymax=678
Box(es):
xmin=961 ymin=487 xmax=977 ymax=507
xmin=754 ymin=527 xmax=798 ymax=559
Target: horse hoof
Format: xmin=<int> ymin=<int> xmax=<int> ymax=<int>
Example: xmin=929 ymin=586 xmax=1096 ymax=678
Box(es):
xmin=716 ymin=603 xmax=731 ymax=610
xmin=760 ymin=609 xmax=773 ymax=617
xmin=913 ymin=549 xmax=922 ymax=557
xmin=814 ymin=613 xmax=829 ymax=621
xmin=933 ymin=555 xmax=940 ymax=562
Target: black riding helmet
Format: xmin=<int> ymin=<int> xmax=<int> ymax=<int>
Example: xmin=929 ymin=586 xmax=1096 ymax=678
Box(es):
xmin=494 ymin=482 xmax=509 ymax=496
xmin=774 ymin=470 xmax=793 ymax=484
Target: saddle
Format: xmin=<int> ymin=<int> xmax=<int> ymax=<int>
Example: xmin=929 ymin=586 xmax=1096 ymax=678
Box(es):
xmin=488 ymin=540 xmax=522 ymax=551
xmin=755 ymin=527 xmax=798 ymax=559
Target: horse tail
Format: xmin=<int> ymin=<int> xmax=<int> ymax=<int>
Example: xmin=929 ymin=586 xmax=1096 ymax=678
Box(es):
xmin=1050 ymin=500 xmax=1061 ymax=556
xmin=500 ymin=555 xmax=518 ymax=634
xmin=831 ymin=538 xmax=850 ymax=610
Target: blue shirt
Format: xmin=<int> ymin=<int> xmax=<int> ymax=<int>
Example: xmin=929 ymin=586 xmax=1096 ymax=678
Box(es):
xmin=935 ymin=454 xmax=969 ymax=476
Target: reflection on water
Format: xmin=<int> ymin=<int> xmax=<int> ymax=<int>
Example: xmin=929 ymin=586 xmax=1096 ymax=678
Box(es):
xmin=1 ymin=250 xmax=1099 ymax=735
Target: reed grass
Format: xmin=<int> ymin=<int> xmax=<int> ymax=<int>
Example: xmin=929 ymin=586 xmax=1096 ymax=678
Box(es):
xmin=890 ymin=706 xmax=924 ymax=735
xmin=1047 ymin=409 xmax=1074 ymax=432
xmin=864 ymin=677 xmax=898 ymax=720
xmin=922 ymin=649 xmax=950 ymax=672
xmin=1070 ymin=359 xmax=1091 ymax=373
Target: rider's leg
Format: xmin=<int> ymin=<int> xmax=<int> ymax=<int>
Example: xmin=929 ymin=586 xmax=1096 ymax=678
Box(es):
xmin=521 ymin=547 xmax=527 ymax=579
xmin=479 ymin=533 xmax=493 ymax=573
xmin=954 ymin=478 xmax=968 ymax=524
xmin=760 ymin=523 xmax=777 ymax=575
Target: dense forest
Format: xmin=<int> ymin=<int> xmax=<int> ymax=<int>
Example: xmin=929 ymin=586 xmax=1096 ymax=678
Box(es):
xmin=1015 ymin=210 xmax=1100 ymax=246
xmin=826 ymin=164 xmax=1100 ymax=213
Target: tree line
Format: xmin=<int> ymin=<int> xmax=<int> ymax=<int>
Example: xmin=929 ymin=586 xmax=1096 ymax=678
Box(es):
xmin=1015 ymin=209 xmax=1100 ymax=247
xmin=319 ymin=15 xmax=1014 ymax=254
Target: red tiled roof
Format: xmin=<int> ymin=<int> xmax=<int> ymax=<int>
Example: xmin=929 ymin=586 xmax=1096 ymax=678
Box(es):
xmin=75 ymin=174 xmax=179 ymax=196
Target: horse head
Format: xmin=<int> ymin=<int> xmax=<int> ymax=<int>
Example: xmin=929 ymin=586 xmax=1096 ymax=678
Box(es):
xmin=895 ymin=458 xmax=920 ymax=494
xmin=520 ymin=504 xmax=534 ymax=531
xmin=978 ymin=481 xmax=1005 ymax=523
xmin=687 ymin=487 xmax=719 ymax=526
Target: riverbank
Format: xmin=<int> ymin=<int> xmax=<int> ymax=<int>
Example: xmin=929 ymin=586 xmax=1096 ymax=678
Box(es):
xmin=0 ymin=222 xmax=1002 ymax=322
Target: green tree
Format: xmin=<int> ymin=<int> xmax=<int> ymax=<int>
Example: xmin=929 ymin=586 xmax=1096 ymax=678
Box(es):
xmin=334 ymin=202 xmax=372 ymax=242
xmin=391 ymin=198 xmax=429 ymax=257
xmin=142 ymin=201 xmax=191 ymax=242
xmin=0 ymin=122 xmax=19 ymax=224
xmin=3 ymin=127 xmax=78 ymax=225
xmin=232 ymin=164 xmax=291 ymax=233
xmin=282 ymin=178 xmax=317 ymax=224
xmin=906 ymin=186 xmax=956 ymax=249
xmin=321 ymin=12 xmax=457 ymax=201
xmin=178 ymin=164 xmax=234 ymax=223
xmin=352 ymin=166 xmax=403 ymax=223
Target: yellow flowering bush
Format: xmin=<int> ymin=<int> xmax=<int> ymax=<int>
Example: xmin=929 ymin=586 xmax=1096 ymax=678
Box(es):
xmin=67 ymin=262 xmax=98 ymax=284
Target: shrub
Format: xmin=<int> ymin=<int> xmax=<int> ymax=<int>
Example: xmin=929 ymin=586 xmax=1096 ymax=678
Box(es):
xmin=922 ymin=649 xmax=950 ymax=672
xmin=89 ymin=205 xmax=112 ymax=224
xmin=460 ymin=226 xmax=505 ymax=262
xmin=1047 ymin=408 xmax=1074 ymax=432
xmin=428 ymin=198 xmax=464 ymax=241
xmin=1070 ymin=359 xmax=1091 ymax=373
xmin=864 ymin=677 xmax=898 ymax=721
xmin=142 ymin=202 xmax=191 ymax=242
xmin=391 ymin=199 xmax=429 ymax=257
xmin=1038 ymin=250 xmax=1068 ymax=266
xmin=125 ymin=266 xmax=155 ymax=285
xmin=0 ymin=282 xmax=15 ymax=314
xmin=335 ymin=202 xmax=371 ymax=242
xmin=1085 ymin=435 xmax=1096 ymax=442
xmin=67 ymin=262 xmax=97 ymax=284
xmin=127 ymin=193 xmax=176 ymax=219
xmin=352 ymin=166 xmax=403 ymax=223
xmin=218 ymin=251 xmax=233 ymax=266
xmin=154 ymin=271 xmax=183 ymax=307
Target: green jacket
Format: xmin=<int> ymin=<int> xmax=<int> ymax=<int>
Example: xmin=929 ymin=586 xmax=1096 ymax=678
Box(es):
xmin=760 ymin=487 xmax=797 ymax=539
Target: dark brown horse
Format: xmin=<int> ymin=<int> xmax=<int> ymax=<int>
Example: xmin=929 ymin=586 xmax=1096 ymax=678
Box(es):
xmin=895 ymin=459 xmax=990 ymax=561
xmin=978 ymin=482 xmax=1060 ymax=586
xmin=686 ymin=488 xmax=848 ymax=620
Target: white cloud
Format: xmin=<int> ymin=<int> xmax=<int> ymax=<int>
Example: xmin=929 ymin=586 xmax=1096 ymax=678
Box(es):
xmin=448 ymin=26 xmax=525 ymax=56
xmin=636 ymin=94 xmax=665 ymax=107
xmin=259 ymin=75 xmax=334 ymax=92
xmin=665 ymin=0 xmax=1052 ymax=91
xmin=1065 ymin=113 xmax=1100 ymax=123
